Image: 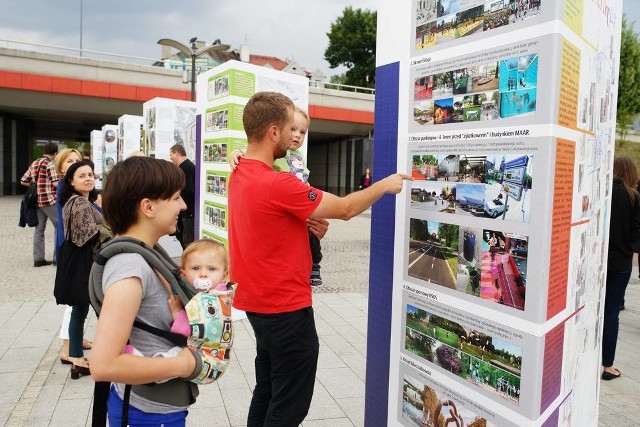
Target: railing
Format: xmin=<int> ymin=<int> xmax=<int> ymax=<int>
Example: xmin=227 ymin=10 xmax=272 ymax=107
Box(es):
xmin=0 ymin=38 xmax=375 ymax=95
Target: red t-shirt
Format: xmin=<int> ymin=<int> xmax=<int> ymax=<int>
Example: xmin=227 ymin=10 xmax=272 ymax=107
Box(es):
xmin=228 ymin=159 xmax=324 ymax=313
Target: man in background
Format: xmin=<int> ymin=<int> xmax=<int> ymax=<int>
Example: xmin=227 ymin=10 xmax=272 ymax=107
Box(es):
xmin=20 ymin=142 xmax=59 ymax=267
xmin=170 ymin=144 xmax=196 ymax=247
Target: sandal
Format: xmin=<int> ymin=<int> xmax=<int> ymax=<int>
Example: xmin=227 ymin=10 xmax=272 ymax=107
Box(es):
xmin=82 ymin=339 xmax=92 ymax=350
xmin=59 ymin=352 xmax=72 ymax=365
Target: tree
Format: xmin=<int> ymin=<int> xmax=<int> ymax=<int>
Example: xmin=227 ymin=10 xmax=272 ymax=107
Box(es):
xmin=617 ymin=15 xmax=640 ymax=142
xmin=325 ymin=7 xmax=377 ymax=88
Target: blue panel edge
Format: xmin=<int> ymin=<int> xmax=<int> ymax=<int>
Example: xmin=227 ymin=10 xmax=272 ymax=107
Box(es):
xmin=195 ymin=114 xmax=201 ymax=236
xmin=364 ymin=61 xmax=400 ymax=427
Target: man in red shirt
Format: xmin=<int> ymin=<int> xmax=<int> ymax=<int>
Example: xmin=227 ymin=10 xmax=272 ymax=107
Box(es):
xmin=20 ymin=142 xmax=59 ymax=267
xmin=228 ymin=92 xmax=410 ymax=426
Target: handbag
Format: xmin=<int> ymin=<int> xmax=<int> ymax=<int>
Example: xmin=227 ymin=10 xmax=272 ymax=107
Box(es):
xmin=24 ymin=159 xmax=45 ymax=208
xmin=54 ymin=198 xmax=96 ymax=306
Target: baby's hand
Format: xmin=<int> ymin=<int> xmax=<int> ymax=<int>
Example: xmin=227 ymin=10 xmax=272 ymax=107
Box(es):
xmin=229 ymin=150 xmax=244 ymax=171
xmin=167 ymin=295 xmax=183 ymax=316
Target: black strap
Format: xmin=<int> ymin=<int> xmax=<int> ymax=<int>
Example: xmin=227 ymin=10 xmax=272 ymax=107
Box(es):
xmin=122 ymin=384 xmax=132 ymax=427
xmin=32 ymin=158 xmax=46 ymax=182
xmin=92 ymin=381 xmax=110 ymax=427
xmin=133 ymin=320 xmax=188 ymax=347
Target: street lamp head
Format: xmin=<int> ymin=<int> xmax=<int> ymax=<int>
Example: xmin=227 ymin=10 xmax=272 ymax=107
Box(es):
xmin=190 ymin=37 xmax=198 ymax=44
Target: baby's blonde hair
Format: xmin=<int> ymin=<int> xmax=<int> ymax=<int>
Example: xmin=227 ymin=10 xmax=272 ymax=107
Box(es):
xmin=294 ymin=106 xmax=310 ymax=125
xmin=181 ymin=239 xmax=229 ymax=271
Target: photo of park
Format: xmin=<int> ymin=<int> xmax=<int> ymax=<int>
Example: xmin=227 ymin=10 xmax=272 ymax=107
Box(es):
xmin=408 ymin=219 xmax=459 ymax=289
xmin=401 ymin=375 xmax=494 ymax=427
xmin=415 ymin=0 xmax=542 ymax=51
xmin=413 ymin=100 xmax=434 ymax=125
xmin=405 ymin=304 xmax=523 ymax=403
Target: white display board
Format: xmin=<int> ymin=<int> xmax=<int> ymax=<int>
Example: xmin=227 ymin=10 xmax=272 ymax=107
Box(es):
xmin=101 ymin=124 xmax=118 ymax=181
xmin=117 ymin=114 xmax=144 ymax=161
xmin=194 ymin=60 xmax=309 ymax=248
xmin=90 ymin=130 xmax=104 ymax=190
xmin=142 ymin=98 xmax=196 ymax=162
xmin=374 ymin=1 xmax=623 ymax=426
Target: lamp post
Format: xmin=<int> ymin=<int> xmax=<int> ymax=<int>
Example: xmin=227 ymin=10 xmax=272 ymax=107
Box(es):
xmin=157 ymin=38 xmax=230 ymax=101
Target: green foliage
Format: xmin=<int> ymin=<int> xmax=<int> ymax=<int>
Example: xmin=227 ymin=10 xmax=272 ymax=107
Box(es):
xmin=618 ymin=15 xmax=640 ymax=141
xmin=324 ymin=7 xmax=377 ymax=88
xmin=410 ymin=218 xmax=429 ymax=241
xmin=329 ymin=73 xmax=348 ymax=85
xmin=438 ymin=223 xmax=459 ymax=249
xmin=422 ymin=154 xmax=438 ymax=165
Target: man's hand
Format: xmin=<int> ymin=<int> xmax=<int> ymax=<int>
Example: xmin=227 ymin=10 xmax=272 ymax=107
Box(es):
xmin=228 ymin=150 xmax=244 ymax=171
xmin=381 ymin=173 xmax=412 ymax=194
xmin=307 ymin=218 xmax=329 ymax=240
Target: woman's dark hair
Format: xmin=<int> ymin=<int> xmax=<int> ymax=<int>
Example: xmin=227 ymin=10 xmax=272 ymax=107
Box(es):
xmin=613 ymin=156 xmax=639 ymax=205
xmin=60 ymin=160 xmax=98 ymax=206
xmin=102 ymin=157 xmax=185 ymax=235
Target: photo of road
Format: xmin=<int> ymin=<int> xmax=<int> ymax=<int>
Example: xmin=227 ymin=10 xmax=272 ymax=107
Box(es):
xmin=408 ymin=219 xmax=459 ymax=289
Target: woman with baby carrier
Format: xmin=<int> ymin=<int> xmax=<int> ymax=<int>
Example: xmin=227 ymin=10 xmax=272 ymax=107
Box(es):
xmin=89 ymin=156 xmax=200 ymax=426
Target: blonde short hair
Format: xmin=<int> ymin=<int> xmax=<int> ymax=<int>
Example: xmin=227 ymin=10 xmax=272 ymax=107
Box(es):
xmin=54 ymin=148 xmax=83 ymax=176
xmin=181 ymin=239 xmax=229 ymax=271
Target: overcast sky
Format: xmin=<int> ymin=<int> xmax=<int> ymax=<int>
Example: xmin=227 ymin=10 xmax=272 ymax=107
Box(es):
xmin=0 ymin=0 xmax=379 ymax=78
xmin=0 ymin=1 xmax=637 ymax=79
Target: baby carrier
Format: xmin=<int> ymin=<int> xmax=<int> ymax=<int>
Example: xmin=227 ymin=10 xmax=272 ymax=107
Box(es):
xmin=89 ymin=237 xmax=236 ymax=426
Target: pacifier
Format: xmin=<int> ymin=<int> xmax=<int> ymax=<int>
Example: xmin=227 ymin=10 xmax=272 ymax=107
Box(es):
xmin=193 ymin=278 xmax=213 ymax=291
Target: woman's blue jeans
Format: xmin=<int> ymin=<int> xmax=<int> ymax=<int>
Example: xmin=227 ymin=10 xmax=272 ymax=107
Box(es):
xmin=602 ymin=265 xmax=632 ymax=367
xmin=68 ymin=303 xmax=89 ymax=358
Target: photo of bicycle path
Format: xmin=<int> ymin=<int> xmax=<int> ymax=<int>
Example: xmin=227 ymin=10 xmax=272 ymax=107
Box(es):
xmin=408 ymin=239 xmax=457 ymax=289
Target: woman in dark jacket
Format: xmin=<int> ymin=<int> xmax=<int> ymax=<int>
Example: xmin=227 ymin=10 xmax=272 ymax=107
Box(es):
xmin=602 ymin=157 xmax=640 ymax=380
xmin=58 ymin=160 xmax=103 ymax=379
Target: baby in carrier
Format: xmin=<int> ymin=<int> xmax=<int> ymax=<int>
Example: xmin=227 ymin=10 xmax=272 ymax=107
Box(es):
xmin=125 ymin=239 xmax=236 ymax=384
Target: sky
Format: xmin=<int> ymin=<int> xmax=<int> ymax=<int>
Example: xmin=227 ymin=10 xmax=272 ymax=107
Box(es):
xmin=0 ymin=1 xmax=637 ymax=80
xmin=0 ymin=0 xmax=378 ymax=79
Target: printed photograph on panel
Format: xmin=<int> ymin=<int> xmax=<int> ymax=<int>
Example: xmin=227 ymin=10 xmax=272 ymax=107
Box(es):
xmin=401 ymin=374 xmax=495 ymax=427
xmin=405 ymin=305 xmax=522 ymax=403
xmin=414 ymin=0 xmax=542 ymax=53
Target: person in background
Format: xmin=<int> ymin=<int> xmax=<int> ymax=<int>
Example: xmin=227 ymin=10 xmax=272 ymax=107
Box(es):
xmin=20 ymin=142 xmax=59 ymax=267
xmin=170 ymin=144 xmax=196 ymax=247
xmin=228 ymin=91 xmax=410 ymax=425
xmin=359 ymin=168 xmax=372 ymax=189
xmin=53 ymin=148 xmax=93 ymax=365
xmin=601 ymin=157 xmax=640 ymax=380
xmin=59 ymin=160 xmax=103 ymax=379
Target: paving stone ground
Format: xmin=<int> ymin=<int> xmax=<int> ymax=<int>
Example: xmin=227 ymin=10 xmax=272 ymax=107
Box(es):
xmin=0 ymin=196 xmax=637 ymax=426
